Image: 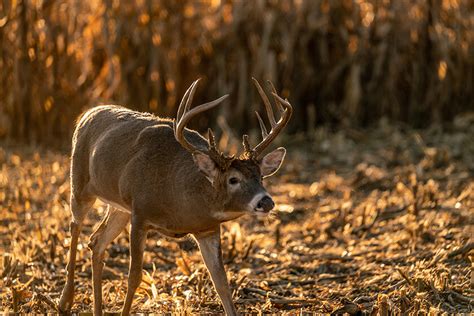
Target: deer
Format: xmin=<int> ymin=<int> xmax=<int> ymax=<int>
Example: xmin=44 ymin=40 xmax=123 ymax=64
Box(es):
xmin=58 ymin=78 xmax=292 ymax=316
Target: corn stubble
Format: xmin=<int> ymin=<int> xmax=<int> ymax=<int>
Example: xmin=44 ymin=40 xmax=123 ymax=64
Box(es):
xmin=0 ymin=119 xmax=473 ymax=313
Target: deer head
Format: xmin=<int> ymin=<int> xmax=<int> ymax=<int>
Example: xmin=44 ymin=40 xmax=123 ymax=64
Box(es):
xmin=173 ymin=78 xmax=293 ymax=215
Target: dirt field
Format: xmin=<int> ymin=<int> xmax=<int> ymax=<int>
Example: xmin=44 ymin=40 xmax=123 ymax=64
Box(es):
xmin=1 ymin=121 xmax=473 ymax=314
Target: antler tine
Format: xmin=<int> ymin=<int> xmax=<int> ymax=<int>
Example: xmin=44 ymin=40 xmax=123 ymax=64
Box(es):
xmin=176 ymin=79 xmax=199 ymax=122
xmin=255 ymin=111 xmax=269 ymax=139
xmin=271 ymin=93 xmax=293 ymax=117
xmin=208 ymin=128 xmax=217 ymax=150
xmin=251 ymin=80 xmax=293 ymax=157
xmin=252 ymin=77 xmax=277 ymax=128
xmin=242 ymin=134 xmax=252 ymax=153
xmin=184 ymin=78 xmax=201 ymax=116
xmin=267 ymin=80 xmax=285 ymax=113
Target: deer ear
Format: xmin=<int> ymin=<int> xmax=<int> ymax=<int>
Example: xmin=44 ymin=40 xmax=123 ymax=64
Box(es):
xmin=193 ymin=152 xmax=219 ymax=183
xmin=260 ymin=147 xmax=286 ymax=178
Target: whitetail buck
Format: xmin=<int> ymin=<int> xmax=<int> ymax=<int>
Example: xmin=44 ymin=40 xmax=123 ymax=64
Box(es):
xmin=58 ymin=78 xmax=292 ymax=315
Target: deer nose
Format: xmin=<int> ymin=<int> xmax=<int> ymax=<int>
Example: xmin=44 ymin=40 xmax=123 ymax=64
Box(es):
xmin=256 ymin=196 xmax=275 ymax=212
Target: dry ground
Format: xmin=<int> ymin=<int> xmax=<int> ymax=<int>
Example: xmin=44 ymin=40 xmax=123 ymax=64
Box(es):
xmin=0 ymin=120 xmax=473 ymax=314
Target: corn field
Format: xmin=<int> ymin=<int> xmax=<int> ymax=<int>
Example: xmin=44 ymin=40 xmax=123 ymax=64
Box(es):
xmin=0 ymin=0 xmax=473 ymax=143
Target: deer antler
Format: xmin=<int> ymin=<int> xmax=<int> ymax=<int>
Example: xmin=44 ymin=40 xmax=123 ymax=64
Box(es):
xmin=173 ymin=79 xmax=229 ymax=163
xmin=251 ymin=78 xmax=293 ymax=158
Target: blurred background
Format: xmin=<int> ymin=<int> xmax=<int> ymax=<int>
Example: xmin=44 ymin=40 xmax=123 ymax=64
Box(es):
xmin=0 ymin=0 xmax=472 ymax=145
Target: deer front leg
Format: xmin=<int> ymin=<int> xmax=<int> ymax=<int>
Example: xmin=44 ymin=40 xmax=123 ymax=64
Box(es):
xmin=121 ymin=217 xmax=148 ymax=316
xmin=194 ymin=227 xmax=238 ymax=316
xmin=88 ymin=207 xmax=130 ymax=316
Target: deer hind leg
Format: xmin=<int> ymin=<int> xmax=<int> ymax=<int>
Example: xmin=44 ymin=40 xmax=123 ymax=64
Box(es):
xmin=88 ymin=206 xmax=130 ymax=316
xmin=121 ymin=217 xmax=148 ymax=316
xmin=59 ymin=195 xmax=95 ymax=312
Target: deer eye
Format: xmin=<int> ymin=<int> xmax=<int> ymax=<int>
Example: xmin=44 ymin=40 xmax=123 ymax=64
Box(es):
xmin=228 ymin=177 xmax=240 ymax=185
